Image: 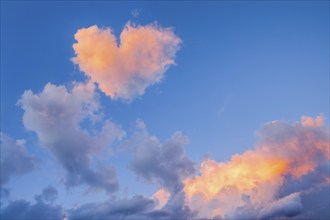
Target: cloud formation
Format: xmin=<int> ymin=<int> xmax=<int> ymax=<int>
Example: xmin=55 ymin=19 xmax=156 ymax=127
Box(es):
xmin=72 ymin=22 xmax=181 ymax=100
xmin=183 ymin=115 xmax=329 ymax=219
xmin=0 ymin=186 xmax=63 ymax=220
xmin=123 ymin=120 xmax=195 ymax=193
xmin=118 ymin=120 xmax=196 ymax=219
xmin=0 ymin=133 xmax=35 ymax=186
xmin=69 ymin=195 xmax=155 ymax=219
xmin=34 ymin=186 xmax=58 ymax=204
xmin=258 ymin=192 xmax=302 ymax=219
xmin=18 ymin=82 xmax=125 ymax=193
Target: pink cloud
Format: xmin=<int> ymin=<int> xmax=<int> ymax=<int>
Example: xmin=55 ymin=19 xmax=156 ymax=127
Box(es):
xmin=152 ymin=189 xmax=170 ymax=209
xmin=301 ymin=115 xmax=324 ymax=127
xmin=72 ymin=22 xmax=181 ymax=100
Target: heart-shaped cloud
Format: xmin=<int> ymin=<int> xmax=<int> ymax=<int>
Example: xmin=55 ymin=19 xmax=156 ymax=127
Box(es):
xmin=72 ymin=22 xmax=181 ymax=100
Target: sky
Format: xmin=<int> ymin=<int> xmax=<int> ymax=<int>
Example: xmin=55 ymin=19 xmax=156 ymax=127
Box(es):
xmin=0 ymin=1 xmax=329 ymax=219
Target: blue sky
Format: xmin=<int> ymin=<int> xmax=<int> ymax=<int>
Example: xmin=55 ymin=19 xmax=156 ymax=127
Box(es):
xmin=1 ymin=1 xmax=329 ymax=219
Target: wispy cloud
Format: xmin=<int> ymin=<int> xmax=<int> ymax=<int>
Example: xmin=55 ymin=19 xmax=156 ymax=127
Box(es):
xmin=72 ymin=22 xmax=181 ymax=101
xmin=131 ymin=9 xmax=141 ymax=18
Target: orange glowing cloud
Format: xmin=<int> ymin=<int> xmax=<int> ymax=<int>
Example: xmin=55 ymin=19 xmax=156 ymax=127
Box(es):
xmin=301 ymin=115 xmax=324 ymax=127
xmin=152 ymin=189 xmax=171 ymax=209
xmin=72 ymin=22 xmax=181 ymax=100
xmin=183 ymin=115 xmax=329 ymax=219
xmin=184 ymin=153 xmax=289 ymax=201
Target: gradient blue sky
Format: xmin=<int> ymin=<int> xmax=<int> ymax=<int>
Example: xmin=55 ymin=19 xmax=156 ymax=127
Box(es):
xmin=1 ymin=1 xmax=329 ymax=219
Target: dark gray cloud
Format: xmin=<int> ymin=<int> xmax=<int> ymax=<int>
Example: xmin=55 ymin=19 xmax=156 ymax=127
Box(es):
xmin=34 ymin=186 xmax=58 ymax=204
xmin=0 ymin=187 xmax=10 ymax=207
xmin=1 ymin=191 xmax=192 ymax=220
xmin=18 ymin=82 xmax=125 ymax=193
xmin=1 ymin=188 xmax=157 ymax=220
xmin=69 ymin=193 xmax=196 ymax=220
xmin=0 ymin=200 xmax=63 ymax=220
xmin=123 ymin=120 xmax=195 ymax=193
xmin=115 ymin=120 xmax=197 ymax=219
xmin=0 ymin=133 xmax=35 ymax=186
xmin=292 ymin=184 xmax=330 ymax=219
xmin=69 ymin=195 xmax=155 ymax=219
xmin=278 ymin=163 xmax=330 ymax=198
xmin=258 ymin=192 xmax=303 ymax=219
xmin=158 ymin=191 xmax=196 ymax=219
xmin=0 ymin=186 xmax=63 ymax=220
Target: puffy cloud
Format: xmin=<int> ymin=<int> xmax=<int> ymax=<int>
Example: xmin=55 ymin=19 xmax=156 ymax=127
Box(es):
xmin=0 ymin=187 xmax=63 ymax=220
xmin=183 ymin=115 xmax=329 ymax=219
xmin=294 ymin=183 xmax=330 ymax=219
xmin=18 ymin=82 xmax=125 ymax=193
xmin=123 ymin=120 xmax=195 ymax=193
xmin=72 ymin=22 xmax=181 ymax=100
xmin=0 ymin=200 xmax=63 ymax=220
xmin=119 ymin=121 xmax=196 ymax=219
xmin=0 ymin=133 xmax=35 ymax=186
xmin=301 ymin=115 xmax=324 ymax=127
xmin=69 ymin=191 xmax=194 ymax=220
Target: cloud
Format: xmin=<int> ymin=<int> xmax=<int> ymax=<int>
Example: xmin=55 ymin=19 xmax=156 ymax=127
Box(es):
xmin=301 ymin=115 xmax=324 ymax=127
xmin=117 ymin=120 xmax=196 ymax=219
xmin=131 ymin=9 xmax=140 ymax=18
xmin=69 ymin=195 xmax=155 ymax=219
xmin=258 ymin=192 xmax=303 ymax=219
xmin=1 ymin=186 xmax=191 ymax=220
xmin=18 ymin=82 xmax=125 ymax=193
xmin=0 ymin=133 xmax=35 ymax=186
xmin=294 ymin=183 xmax=330 ymax=219
xmin=123 ymin=120 xmax=195 ymax=193
xmin=0 ymin=187 xmax=63 ymax=220
xmin=34 ymin=186 xmax=58 ymax=204
xmin=157 ymin=190 xmax=196 ymax=219
xmin=152 ymin=189 xmax=170 ymax=209
xmin=0 ymin=187 xmax=10 ymax=207
xmin=0 ymin=200 xmax=63 ymax=220
xmin=183 ymin=115 xmax=329 ymax=219
xmin=72 ymin=22 xmax=181 ymax=100
xmin=69 ymin=191 xmax=195 ymax=220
